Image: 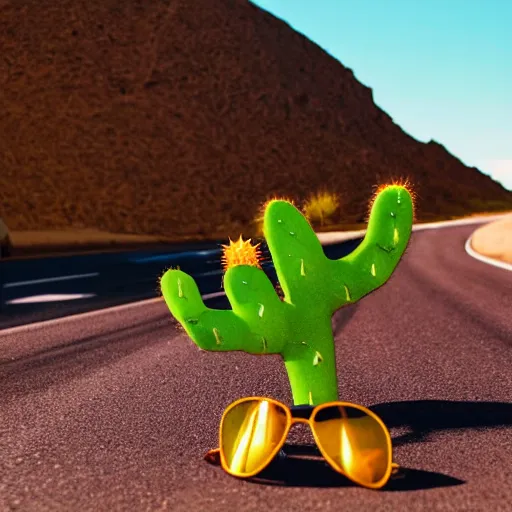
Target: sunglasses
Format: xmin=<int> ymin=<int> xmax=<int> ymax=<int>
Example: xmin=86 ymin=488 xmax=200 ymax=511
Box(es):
xmin=204 ymin=397 xmax=400 ymax=489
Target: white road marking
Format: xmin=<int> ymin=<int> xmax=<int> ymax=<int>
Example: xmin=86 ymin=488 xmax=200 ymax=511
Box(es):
xmin=0 ymin=297 xmax=165 ymax=336
xmin=202 ymin=291 xmax=227 ymax=300
xmin=464 ymin=236 xmax=512 ymax=272
xmin=199 ymin=269 xmax=224 ymax=277
xmin=6 ymin=293 xmax=97 ymax=305
xmin=318 ymin=214 xmax=509 ymax=245
xmin=131 ymin=249 xmax=220 ymax=264
xmin=0 ymin=291 xmax=227 ymax=335
xmin=3 ymin=272 xmax=99 ymax=289
xmin=0 ymin=213 xmax=509 ymax=335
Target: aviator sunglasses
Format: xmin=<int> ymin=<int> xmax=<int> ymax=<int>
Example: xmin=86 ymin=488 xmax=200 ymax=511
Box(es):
xmin=204 ymin=396 xmax=400 ymax=489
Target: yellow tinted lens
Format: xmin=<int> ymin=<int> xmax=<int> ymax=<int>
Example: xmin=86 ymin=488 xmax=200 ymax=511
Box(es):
xmin=313 ymin=405 xmax=391 ymax=487
xmin=221 ymin=399 xmax=288 ymax=476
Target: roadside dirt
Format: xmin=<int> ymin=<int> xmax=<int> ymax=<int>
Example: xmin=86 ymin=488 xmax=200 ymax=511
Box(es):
xmin=471 ymin=215 xmax=512 ymax=264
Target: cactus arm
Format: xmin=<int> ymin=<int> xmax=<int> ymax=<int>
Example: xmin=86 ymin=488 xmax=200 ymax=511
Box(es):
xmin=263 ymin=199 xmax=331 ymax=312
xmin=160 ymin=266 xmax=289 ymax=354
xmin=222 ymin=265 xmax=289 ymax=354
xmin=160 ymin=269 xmax=260 ymax=352
xmin=327 ymin=185 xmax=413 ymax=311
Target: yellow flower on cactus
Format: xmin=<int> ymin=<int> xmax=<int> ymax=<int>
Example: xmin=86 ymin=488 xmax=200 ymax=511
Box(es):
xmin=221 ymin=236 xmax=262 ymax=271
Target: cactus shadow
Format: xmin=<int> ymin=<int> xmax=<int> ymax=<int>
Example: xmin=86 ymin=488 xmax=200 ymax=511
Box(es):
xmin=247 ymin=444 xmax=464 ymax=491
xmin=369 ymin=400 xmax=512 ymax=447
xmin=331 ymin=303 xmax=359 ymax=335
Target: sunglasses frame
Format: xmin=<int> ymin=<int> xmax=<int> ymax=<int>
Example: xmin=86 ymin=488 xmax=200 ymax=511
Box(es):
xmin=208 ymin=396 xmax=396 ymax=489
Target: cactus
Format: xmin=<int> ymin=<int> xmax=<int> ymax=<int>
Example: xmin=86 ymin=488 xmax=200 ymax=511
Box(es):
xmin=160 ymin=184 xmax=414 ymax=405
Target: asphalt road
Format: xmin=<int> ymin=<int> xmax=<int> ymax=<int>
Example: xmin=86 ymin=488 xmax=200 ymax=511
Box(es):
xmin=0 ymin=238 xmax=363 ymax=330
xmin=1 ymin=224 xmax=511 ymax=511
xmin=0 ymin=241 xmax=231 ymax=330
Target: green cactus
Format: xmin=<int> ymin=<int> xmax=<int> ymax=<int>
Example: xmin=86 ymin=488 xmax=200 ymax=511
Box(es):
xmin=160 ymin=184 xmax=414 ymax=405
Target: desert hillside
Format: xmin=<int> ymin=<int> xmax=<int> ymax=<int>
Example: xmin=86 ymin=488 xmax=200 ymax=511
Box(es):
xmin=1 ymin=0 xmax=511 ymax=241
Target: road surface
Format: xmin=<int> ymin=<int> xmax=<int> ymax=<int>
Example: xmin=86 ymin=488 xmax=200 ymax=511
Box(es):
xmin=0 ymin=224 xmax=511 ymax=511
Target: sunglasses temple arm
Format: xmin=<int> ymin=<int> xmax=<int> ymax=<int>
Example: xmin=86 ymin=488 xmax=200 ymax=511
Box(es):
xmin=204 ymin=448 xmax=221 ymax=465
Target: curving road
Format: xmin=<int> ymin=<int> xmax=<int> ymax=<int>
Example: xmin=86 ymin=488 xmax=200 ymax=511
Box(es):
xmin=1 ymin=223 xmax=511 ymax=511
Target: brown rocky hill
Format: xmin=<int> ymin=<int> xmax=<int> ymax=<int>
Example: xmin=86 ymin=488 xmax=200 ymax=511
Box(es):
xmin=1 ymin=0 xmax=511 ymax=241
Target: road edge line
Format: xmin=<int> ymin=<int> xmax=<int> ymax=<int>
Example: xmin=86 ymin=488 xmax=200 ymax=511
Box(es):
xmin=0 ymin=291 xmax=228 ymax=336
xmin=464 ymin=236 xmax=512 ymax=272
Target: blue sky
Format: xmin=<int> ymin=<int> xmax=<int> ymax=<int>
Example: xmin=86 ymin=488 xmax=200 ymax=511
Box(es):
xmin=251 ymin=0 xmax=512 ymax=191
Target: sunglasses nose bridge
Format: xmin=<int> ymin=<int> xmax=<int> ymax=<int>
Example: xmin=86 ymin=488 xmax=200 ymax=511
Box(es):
xmin=290 ymin=417 xmax=311 ymax=426
xmin=289 ymin=417 xmax=315 ymax=439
